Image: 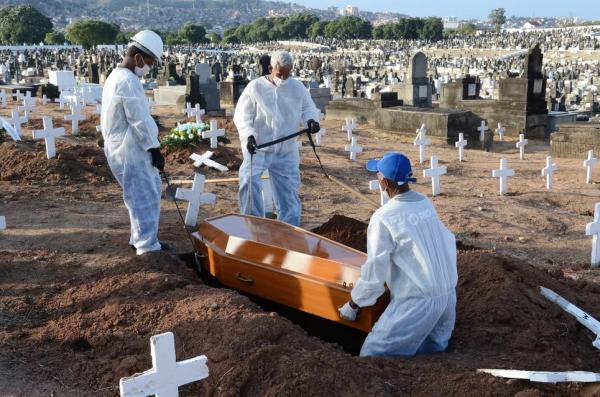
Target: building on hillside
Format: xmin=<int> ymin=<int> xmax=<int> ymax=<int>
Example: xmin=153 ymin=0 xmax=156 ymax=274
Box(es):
xmin=523 ymin=20 xmax=542 ymax=29
xmin=443 ymin=16 xmax=461 ymax=30
xmin=339 ymin=6 xmax=359 ymax=17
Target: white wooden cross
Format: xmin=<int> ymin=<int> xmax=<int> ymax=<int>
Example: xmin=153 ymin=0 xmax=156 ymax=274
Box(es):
xmin=64 ymin=104 xmax=86 ymax=134
xmin=33 ymin=116 xmax=66 ymax=159
xmin=18 ymin=98 xmax=35 ymax=118
xmin=184 ymin=102 xmax=194 ymax=118
xmin=0 ymin=115 xmax=20 ymax=141
xmin=478 ymin=121 xmax=487 ymax=142
xmin=344 ymin=136 xmax=362 ymax=161
xmin=541 ymin=156 xmax=559 ymax=190
xmin=455 ymin=133 xmax=467 ymax=162
xmin=342 ymin=119 xmax=357 ymax=141
xmin=55 ymin=95 xmax=68 ymax=110
xmin=148 ymin=98 xmax=155 ymax=112
xmin=189 ymin=151 xmax=228 ymax=172
xmin=0 ymin=216 xmax=5 ymax=231
xmin=119 ymin=332 xmax=209 ymax=397
xmin=262 ymin=170 xmax=275 ymax=215
xmin=315 ymin=127 xmax=326 ymax=146
xmin=12 ymin=90 xmax=22 ymax=102
xmin=369 ymin=179 xmax=389 ymax=206
xmin=189 ymin=103 xmax=205 ymax=124
xmin=10 ymin=109 xmax=27 ymax=137
xmin=42 ymin=94 xmax=49 ymax=106
xmin=492 ymin=158 xmax=515 ymax=195
xmin=423 ymin=156 xmax=447 ymax=196
xmin=201 ymin=119 xmax=225 ymax=149
xmin=413 ymin=126 xmax=431 ymax=164
xmin=516 ymin=134 xmax=528 ymax=160
xmin=496 ymin=123 xmax=506 ymax=141
xmin=0 ymin=91 xmax=7 ymax=107
xmin=586 ymin=202 xmax=600 ymax=268
xmin=584 ymin=150 xmax=597 ymax=184
xmin=175 ymin=173 xmax=216 ymax=227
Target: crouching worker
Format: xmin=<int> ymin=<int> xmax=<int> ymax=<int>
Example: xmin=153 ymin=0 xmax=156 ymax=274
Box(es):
xmin=339 ymin=152 xmax=458 ymax=357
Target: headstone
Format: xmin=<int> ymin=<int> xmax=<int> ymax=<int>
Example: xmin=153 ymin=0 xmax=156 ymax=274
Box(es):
xmin=455 ymin=133 xmax=467 ymax=162
xmin=175 ymin=173 xmax=216 ymax=227
xmin=393 ymin=52 xmax=432 ymax=107
xmin=423 ymin=156 xmax=447 ymax=196
xmin=32 ymin=116 xmax=65 ymax=159
xmin=119 ymin=332 xmax=209 ymax=397
xmin=492 ymin=158 xmax=515 ymax=195
xmin=478 ymin=121 xmax=487 ymax=142
xmin=49 ymin=70 xmax=75 ymax=93
xmin=586 ymin=203 xmax=600 ymax=268
xmin=414 ymin=125 xmax=431 ymax=164
xmin=541 ymin=156 xmax=559 ymax=190
xmin=10 ymin=110 xmax=26 ymax=137
xmin=344 ymin=136 xmax=362 ymax=161
xmin=584 ymin=150 xmax=597 ymax=184
xmin=342 ymin=119 xmax=357 ymax=141
xmin=497 ymin=123 xmax=506 ymax=141
xmin=516 ymin=134 xmax=529 ymax=160
xmin=202 ymin=119 xmax=224 ymax=149
xmin=189 ymin=151 xmax=228 ymax=172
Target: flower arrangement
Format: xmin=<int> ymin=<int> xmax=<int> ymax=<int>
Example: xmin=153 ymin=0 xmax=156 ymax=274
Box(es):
xmin=161 ymin=122 xmax=227 ymax=149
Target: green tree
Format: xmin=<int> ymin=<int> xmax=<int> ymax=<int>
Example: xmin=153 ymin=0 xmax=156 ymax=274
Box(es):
xmin=44 ymin=31 xmax=67 ymax=45
xmin=165 ymin=32 xmax=185 ymax=45
xmin=420 ymin=17 xmax=443 ymax=41
xmin=207 ymin=32 xmax=221 ymax=44
xmin=324 ymin=16 xmax=372 ymax=40
xmin=0 ymin=5 xmax=53 ymax=44
xmin=66 ymin=20 xmax=119 ymax=48
xmin=456 ymin=23 xmax=477 ymax=36
xmin=489 ymin=8 xmax=507 ymax=31
xmin=115 ymin=31 xmax=132 ymax=44
xmin=179 ymin=23 xmax=208 ymax=44
xmin=308 ymin=21 xmax=328 ymax=39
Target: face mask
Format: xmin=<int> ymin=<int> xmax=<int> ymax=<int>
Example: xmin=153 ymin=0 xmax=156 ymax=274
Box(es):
xmin=134 ymin=56 xmax=151 ymax=77
xmin=273 ymin=76 xmax=287 ymax=87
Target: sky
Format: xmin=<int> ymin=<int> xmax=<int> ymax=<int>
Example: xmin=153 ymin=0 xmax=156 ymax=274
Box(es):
xmin=292 ymin=0 xmax=600 ymax=20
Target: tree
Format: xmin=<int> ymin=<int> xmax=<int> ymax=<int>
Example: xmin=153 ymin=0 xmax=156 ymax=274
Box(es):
xmin=179 ymin=23 xmax=208 ymax=44
xmin=44 ymin=31 xmax=67 ymax=45
xmin=115 ymin=31 xmax=132 ymax=44
xmin=0 ymin=5 xmax=53 ymax=44
xmin=456 ymin=23 xmax=477 ymax=36
xmin=207 ymin=32 xmax=221 ymax=44
xmin=66 ymin=20 xmax=119 ymax=48
xmin=420 ymin=17 xmax=443 ymax=41
xmin=324 ymin=16 xmax=372 ymax=40
xmin=489 ymin=8 xmax=507 ymax=31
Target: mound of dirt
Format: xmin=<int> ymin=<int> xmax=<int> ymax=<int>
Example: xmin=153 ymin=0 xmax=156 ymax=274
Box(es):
xmin=0 ymin=140 xmax=113 ymax=184
xmin=311 ymin=214 xmax=368 ymax=252
xmin=26 ymin=114 xmax=100 ymax=137
xmin=164 ymin=144 xmax=242 ymax=171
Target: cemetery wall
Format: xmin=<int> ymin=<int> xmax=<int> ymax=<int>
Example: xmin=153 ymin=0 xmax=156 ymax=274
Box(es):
xmin=551 ymin=124 xmax=600 ymax=158
xmin=326 ymin=98 xmax=381 ymax=123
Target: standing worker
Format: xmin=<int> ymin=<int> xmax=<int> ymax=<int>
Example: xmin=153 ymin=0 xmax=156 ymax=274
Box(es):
xmin=234 ymin=50 xmax=321 ymax=226
xmin=339 ymin=152 xmax=458 ymax=357
xmin=101 ymin=30 xmax=168 ymax=255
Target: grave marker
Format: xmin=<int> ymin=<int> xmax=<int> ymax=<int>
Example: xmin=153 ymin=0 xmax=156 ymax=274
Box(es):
xmin=0 ymin=216 xmax=5 ymax=231
xmin=184 ymin=102 xmax=194 ymax=118
xmin=496 ymin=123 xmax=506 ymax=141
xmin=10 ymin=109 xmax=27 ymax=137
xmin=413 ymin=126 xmax=431 ymax=164
xmin=315 ymin=127 xmax=326 ymax=146
xmin=1 ymin=115 xmax=21 ymax=141
xmin=55 ymin=95 xmax=68 ymax=110
xmin=119 ymin=332 xmax=209 ymax=397
xmin=189 ymin=103 xmax=205 ymax=124
xmin=586 ymin=202 xmax=600 ymax=268
xmin=201 ymin=120 xmax=225 ymax=149
xmin=344 ymin=136 xmax=362 ymax=161
xmin=584 ymin=150 xmax=597 ymax=184
xmin=189 ymin=151 xmax=228 ymax=172
xmin=455 ymin=133 xmax=467 ymax=162
xmin=516 ymin=134 xmax=528 ymax=160
xmin=64 ymin=104 xmax=86 ymax=134
xmin=342 ymin=119 xmax=357 ymax=141
xmin=423 ymin=156 xmax=447 ymax=196
xmin=175 ymin=173 xmax=216 ymax=227
xmin=478 ymin=121 xmax=487 ymax=142
xmin=0 ymin=92 xmax=6 ymax=107
xmin=541 ymin=156 xmax=558 ymax=190
xmin=42 ymin=94 xmax=49 ymax=106
xmin=492 ymin=158 xmax=515 ymax=195
xmin=32 ymin=116 xmax=66 ymax=159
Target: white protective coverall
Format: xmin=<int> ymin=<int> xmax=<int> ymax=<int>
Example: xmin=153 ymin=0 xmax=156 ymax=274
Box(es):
xmin=351 ymin=190 xmax=458 ymax=357
xmin=233 ymin=76 xmax=320 ymax=226
xmin=101 ymin=67 xmax=162 ymax=255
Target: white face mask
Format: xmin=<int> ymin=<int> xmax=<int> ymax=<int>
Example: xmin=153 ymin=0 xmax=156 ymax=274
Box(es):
xmin=135 ymin=63 xmax=151 ymax=77
xmin=273 ymin=76 xmax=287 ymax=87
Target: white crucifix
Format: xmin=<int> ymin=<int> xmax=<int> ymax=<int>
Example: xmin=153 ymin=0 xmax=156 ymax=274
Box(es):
xmin=0 ymin=216 xmax=5 ymax=231
xmin=586 ymin=203 xmax=600 ymax=268
xmin=184 ymin=102 xmax=194 ymax=118
xmin=541 ymin=156 xmax=559 ymax=190
xmin=492 ymin=158 xmax=515 ymax=195
xmin=119 ymin=332 xmax=209 ymax=397
xmin=55 ymin=95 xmax=68 ymax=110
xmin=12 ymin=90 xmax=22 ymax=102
xmin=496 ymin=123 xmax=506 ymax=141
xmin=315 ymin=127 xmax=326 ymax=146
xmin=1 ymin=116 xmax=20 ymax=141
xmin=33 ymin=116 xmax=66 ymax=159
xmin=455 ymin=133 xmax=467 ymax=162
xmin=516 ymin=134 xmax=528 ymax=160
xmin=201 ymin=119 xmax=225 ymax=149
xmin=262 ymin=170 xmax=275 ymax=215
xmin=189 ymin=151 xmax=228 ymax=172
xmin=0 ymin=91 xmax=7 ymax=107
xmin=18 ymin=100 xmax=34 ymax=118
xmin=10 ymin=109 xmax=27 ymax=137
xmin=64 ymin=104 xmax=86 ymax=134
xmin=42 ymin=94 xmax=49 ymax=105
xmin=584 ymin=150 xmax=597 ymax=184
xmin=477 ymin=121 xmax=487 ymax=142
xmin=345 ymin=136 xmax=362 ymax=161
xmin=413 ymin=127 xmax=431 ymax=164
xmin=189 ymin=103 xmax=205 ymax=124
xmin=175 ymin=173 xmax=216 ymax=227
xmin=369 ymin=179 xmax=388 ymax=206
xmin=423 ymin=156 xmax=447 ymax=196
xmin=342 ymin=119 xmax=357 ymax=141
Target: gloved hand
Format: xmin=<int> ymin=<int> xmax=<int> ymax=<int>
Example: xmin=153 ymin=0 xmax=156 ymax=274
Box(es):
xmin=148 ymin=147 xmax=165 ymax=172
xmin=307 ymin=119 xmax=320 ymax=134
xmin=247 ymin=135 xmax=257 ymax=155
xmin=339 ymin=301 xmax=358 ymax=321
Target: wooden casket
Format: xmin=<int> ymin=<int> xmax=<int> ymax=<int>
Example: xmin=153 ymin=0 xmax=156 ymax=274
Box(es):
xmin=192 ymin=214 xmax=389 ymax=332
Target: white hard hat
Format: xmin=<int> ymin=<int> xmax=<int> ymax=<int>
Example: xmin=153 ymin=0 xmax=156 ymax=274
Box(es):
xmin=130 ymin=30 xmax=163 ymax=65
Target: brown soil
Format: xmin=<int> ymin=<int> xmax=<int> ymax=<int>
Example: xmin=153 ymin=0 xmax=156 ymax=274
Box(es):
xmin=26 ymin=114 xmax=100 ymax=137
xmin=311 ymin=214 xmax=369 ymax=252
xmin=164 ymin=144 xmax=242 ymax=171
xmin=0 ymin=139 xmax=113 ymax=185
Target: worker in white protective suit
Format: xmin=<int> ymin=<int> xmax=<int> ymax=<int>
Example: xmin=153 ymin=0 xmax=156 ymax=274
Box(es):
xmin=233 ymin=50 xmax=321 ymax=226
xmin=339 ymin=152 xmax=458 ymax=357
xmin=101 ymin=30 xmax=168 ymax=255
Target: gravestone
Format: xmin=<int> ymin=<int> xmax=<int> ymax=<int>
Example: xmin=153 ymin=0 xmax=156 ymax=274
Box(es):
xmin=87 ymin=63 xmax=99 ymax=84
xmin=196 ymin=63 xmax=221 ymax=112
xmin=185 ymin=75 xmax=203 ymax=108
xmin=345 ymin=77 xmax=356 ymax=98
xmin=461 ymin=75 xmax=481 ymax=100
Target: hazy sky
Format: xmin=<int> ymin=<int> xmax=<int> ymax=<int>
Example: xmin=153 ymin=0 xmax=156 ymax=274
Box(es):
xmin=292 ymin=0 xmax=600 ymax=20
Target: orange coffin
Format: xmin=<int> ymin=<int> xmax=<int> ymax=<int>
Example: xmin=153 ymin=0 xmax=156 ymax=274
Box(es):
xmin=192 ymin=214 xmax=388 ymax=332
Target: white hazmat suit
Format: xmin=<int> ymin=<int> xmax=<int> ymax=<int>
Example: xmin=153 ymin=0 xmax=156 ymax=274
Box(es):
xmin=234 ymin=76 xmax=320 ymax=226
xmin=101 ymin=68 xmax=162 ymax=255
xmin=351 ymin=190 xmax=458 ymax=357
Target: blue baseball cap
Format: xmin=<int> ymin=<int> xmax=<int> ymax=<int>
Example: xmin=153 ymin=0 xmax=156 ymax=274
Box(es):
xmin=366 ymin=152 xmax=416 ymax=184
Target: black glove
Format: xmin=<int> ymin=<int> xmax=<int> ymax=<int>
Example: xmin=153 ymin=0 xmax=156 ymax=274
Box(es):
xmin=307 ymin=119 xmax=320 ymax=134
xmin=247 ymin=135 xmax=257 ymax=155
xmin=148 ymin=147 xmax=165 ymax=172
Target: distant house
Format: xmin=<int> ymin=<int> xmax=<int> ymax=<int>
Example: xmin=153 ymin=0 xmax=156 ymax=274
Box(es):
xmin=523 ymin=20 xmax=542 ymax=30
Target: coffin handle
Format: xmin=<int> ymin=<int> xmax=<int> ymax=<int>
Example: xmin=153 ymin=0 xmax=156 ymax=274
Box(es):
xmin=235 ymin=272 xmax=254 ymax=285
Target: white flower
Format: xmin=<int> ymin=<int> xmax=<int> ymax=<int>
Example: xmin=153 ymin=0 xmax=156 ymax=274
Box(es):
xmin=188 ymin=134 xmax=194 ymax=139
